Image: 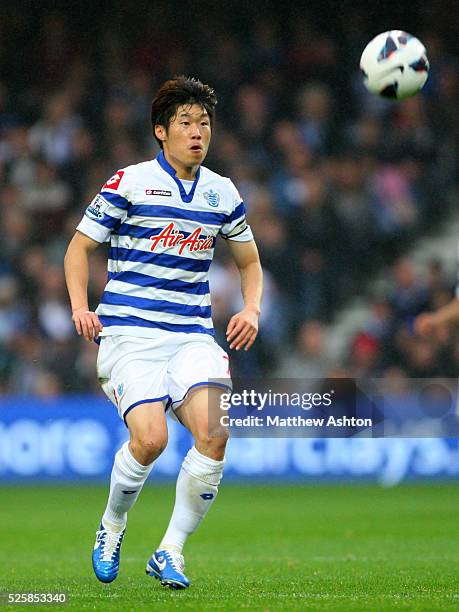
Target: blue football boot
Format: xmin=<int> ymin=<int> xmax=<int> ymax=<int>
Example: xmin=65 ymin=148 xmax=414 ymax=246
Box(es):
xmin=92 ymin=523 xmax=125 ymax=583
xmin=146 ymin=549 xmax=190 ymax=589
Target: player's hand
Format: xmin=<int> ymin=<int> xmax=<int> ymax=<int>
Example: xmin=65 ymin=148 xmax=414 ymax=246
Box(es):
xmin=72 ymin=307 xmax=103 ymax=341
xmin=226 ymin=307 xmax=259 ymax=351
xmin=414 ymin=312 xmax=437 ymax=336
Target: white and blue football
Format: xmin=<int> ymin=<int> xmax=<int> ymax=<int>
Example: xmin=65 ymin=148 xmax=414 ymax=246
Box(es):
xmin=360 ymin=31 xmax=429 ymax=100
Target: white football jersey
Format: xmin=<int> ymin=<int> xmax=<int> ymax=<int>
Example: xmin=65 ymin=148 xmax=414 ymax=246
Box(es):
xmin=76 ymin=152 xmax=253 ymax=338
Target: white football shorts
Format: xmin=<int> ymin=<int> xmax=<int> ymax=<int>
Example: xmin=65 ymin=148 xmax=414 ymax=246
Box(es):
xmin=96 ymin=333 xmax=232 ymax=423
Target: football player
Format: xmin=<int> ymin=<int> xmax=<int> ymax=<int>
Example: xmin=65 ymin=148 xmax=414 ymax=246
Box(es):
xmin=64 ymin=76 xmax=263 ymax=589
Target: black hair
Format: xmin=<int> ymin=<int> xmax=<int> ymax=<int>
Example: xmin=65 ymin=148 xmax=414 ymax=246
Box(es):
xmin=151 ymin=75 xmax=217 ymax=149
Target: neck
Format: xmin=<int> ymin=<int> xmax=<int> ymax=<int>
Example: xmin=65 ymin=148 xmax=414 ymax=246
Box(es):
xmin=162 ymin=150 xmax=198 ymax=180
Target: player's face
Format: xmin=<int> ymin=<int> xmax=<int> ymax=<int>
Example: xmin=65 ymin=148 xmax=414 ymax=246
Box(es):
xmin=156 ymin=104 xmax=211 ymax=178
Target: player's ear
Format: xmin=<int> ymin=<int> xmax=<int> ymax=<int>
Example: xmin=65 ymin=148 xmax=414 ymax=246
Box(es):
xmin=155 ymin=124 xmax=167 ymax=143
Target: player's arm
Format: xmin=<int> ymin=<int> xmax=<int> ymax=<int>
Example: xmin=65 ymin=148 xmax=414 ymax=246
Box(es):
xmin=226 ymin=239 xmax=263 ymax=351
xmin=415 ymin=298 xmax=459 ymax=336
xmin=64 ymin=231 xmax=103 ymax=341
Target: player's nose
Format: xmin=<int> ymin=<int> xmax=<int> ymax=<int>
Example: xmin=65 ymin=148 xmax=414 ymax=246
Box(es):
xmin=190 ymin=124 xmax=202 ymax=139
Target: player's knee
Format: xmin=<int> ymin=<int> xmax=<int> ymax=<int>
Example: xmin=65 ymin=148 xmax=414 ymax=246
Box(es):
xmin=130 ymin=431 xmax=168 ymax=463
xmin=194 ymin=429 xmax=229 ymax=458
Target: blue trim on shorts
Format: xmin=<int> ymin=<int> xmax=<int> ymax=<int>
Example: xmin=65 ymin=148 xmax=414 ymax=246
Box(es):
xmin=170 ymin=381 xmax=232 ymax=409
xmin=123 ymin=395 xmax=170 ymax=425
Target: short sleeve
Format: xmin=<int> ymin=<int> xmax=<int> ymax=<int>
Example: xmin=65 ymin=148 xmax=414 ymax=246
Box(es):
xmin=219 ymin=179 xmax=253 ymax=242
xmin=76 ymin=168 xmax=133 ymax=243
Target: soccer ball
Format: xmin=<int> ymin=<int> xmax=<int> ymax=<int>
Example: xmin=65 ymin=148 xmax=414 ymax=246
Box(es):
xmin=360 ymin=31 xmax=429 ymax=100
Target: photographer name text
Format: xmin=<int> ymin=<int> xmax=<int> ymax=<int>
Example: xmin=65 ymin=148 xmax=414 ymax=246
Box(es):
xmin=220 ymin=415 xmax=372 ymax=428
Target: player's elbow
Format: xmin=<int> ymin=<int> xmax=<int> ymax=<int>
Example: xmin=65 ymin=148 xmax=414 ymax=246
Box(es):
xmin=63 ymin=241 xmax=75 ymax=271
xmin=238 ymin=258 xmax=262 ymax=277
xmin=64 ymin=239 xmax=83 ymax=275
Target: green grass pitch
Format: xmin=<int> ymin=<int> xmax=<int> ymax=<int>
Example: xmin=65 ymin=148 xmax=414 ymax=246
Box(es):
xmin=1 ymin=483 xmax=459 ymax=611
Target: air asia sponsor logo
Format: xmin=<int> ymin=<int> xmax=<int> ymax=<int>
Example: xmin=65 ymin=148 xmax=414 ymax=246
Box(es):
xmin=102 ymin=170 xmax=125 ymax=191
xmin=85 ymin=194 xmax=110 ymax=220
xmin=145 ymin=189 xmax=172 ymax=196
xmin=150 ymin=222 xmax=214 ymax=255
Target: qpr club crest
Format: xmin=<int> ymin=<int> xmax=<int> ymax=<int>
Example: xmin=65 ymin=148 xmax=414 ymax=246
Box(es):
xmin=203 ymin=189 xmax=220 ymax=208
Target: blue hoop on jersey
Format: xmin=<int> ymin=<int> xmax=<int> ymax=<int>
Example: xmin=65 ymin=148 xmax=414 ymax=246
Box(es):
xmin=76 ymin=152 xmax=253 ymax=339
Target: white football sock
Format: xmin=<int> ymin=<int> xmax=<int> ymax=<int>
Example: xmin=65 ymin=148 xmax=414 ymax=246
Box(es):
xmin=102 ymin=441 xmax=153 ymax=532
xmin=159 ymin=446 xmax=225 ymax=553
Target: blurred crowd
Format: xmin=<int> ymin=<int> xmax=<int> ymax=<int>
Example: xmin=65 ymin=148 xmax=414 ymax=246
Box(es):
xmin=0 ymin=3 xmax=458 ymax=394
